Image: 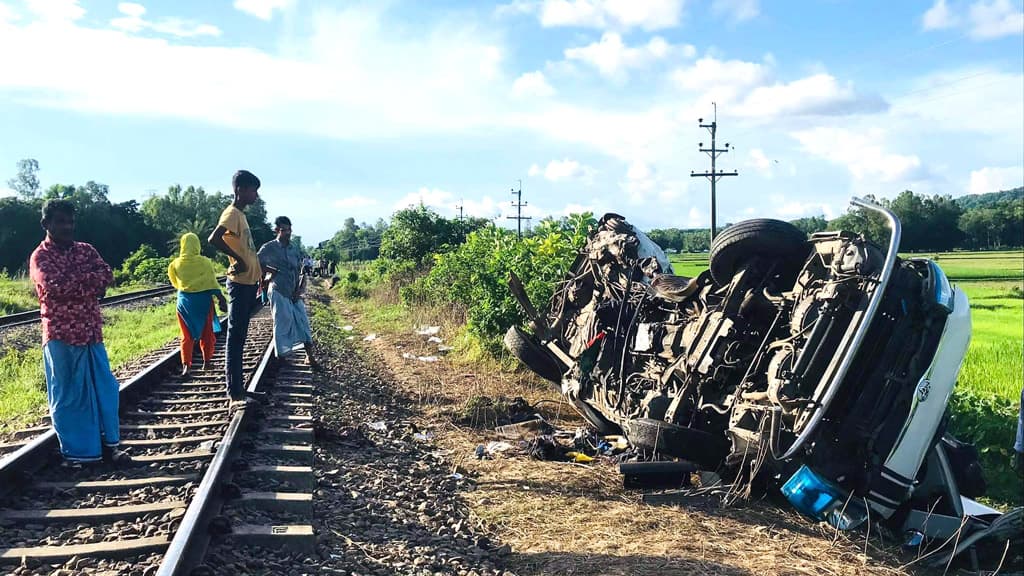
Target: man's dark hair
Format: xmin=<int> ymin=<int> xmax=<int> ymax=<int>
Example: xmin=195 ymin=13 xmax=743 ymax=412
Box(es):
xmin=275 ymin=216 xmax=292 ymax=229
xmin=232 ymin=170 xmax=261 ymax=191
xmin=41 ymin=199 xmax=76 ymax=224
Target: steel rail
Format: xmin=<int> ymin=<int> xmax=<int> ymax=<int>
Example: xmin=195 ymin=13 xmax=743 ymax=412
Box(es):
xmin=156 ymin=340 xmax=276 ymax=576
xmin=779 ymin=196 xmax=902 ymax=460
xmin=0 ymin=277 xmax=227 ymax=329
xmin=0 ymin=312 xmax=230 ymax=494
xmin=0 ymin=346 xmax=181 ymax=497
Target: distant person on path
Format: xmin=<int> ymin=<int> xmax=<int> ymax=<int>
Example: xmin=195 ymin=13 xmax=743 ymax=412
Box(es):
xmin=209 ymin=170 xmax=263 ymax=406
xmin=167 ymin=233 xmax=227 ymax=377
xmin=29 ymin=200 xmax=130 ymax=467
xmin=258 ymin=216 xmax=317 ymax=368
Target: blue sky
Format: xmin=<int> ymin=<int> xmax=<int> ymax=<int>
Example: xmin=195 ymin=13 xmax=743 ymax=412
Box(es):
xmin=1 ymin=0 xmax=1022 ymax=244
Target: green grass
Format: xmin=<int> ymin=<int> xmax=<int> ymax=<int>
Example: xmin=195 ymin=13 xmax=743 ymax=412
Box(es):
xmin=0 ymin=276 xmax=166 ymax=315
xmin=0 ymin=276 xmax=37 ymax=315
xmin=0 ymin=301 xmax=180 ymax=433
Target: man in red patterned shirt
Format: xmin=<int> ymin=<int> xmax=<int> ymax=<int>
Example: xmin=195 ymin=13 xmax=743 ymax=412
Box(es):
xmin=29 ymin=200 xmax=130 ymax=467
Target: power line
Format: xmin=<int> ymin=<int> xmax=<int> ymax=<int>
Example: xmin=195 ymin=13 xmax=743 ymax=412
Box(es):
xmin=690 ymin=103 xmax=738 ymax=242
xmin=507 ymin=179 xmax=531 ymax=239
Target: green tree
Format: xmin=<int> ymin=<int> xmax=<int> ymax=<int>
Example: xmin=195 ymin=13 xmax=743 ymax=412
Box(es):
xmin=789 ymin=215 xmax=828 ymax=235
xmin=379 ymin=205 xmax=483 ymax=265
xmin=7 ymin=159 xmax=40 ymax=200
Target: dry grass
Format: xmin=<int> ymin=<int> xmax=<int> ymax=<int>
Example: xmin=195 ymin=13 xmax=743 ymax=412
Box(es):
xmin=330 ymin=297 xmax=945 ymax=576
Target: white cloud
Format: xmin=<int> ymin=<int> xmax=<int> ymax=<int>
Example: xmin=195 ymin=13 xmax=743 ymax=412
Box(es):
xmin=561 ymin=202 xmax=597 ymax=215
xmin=672 ymin=56 xmax=769 ymax=93
xmin=392 ymin=187 xmax=508 ymax=219
xmin=334 ymin=196 xmax=379 ymax=210
xmin=685 ymin=206 xmax=704 ymax=228
xmin=890 ymin=68 xmax=1023 ymax=138
xmin=564 ymin=32 xmax=692 ymax=79
xmin=736 ymin=73 xmax=886 ymax=117
xmin=0 ymin=3 xmax=20 ymax=23
xmin=711 ymin=0 xmax=759 ymax=22
xmin=532 ymin=158 xmax=595 ymax=182
xmin=968 ymin=166 xmax=1024 ymax=194
xmin=512 ymin=71 xmax=555 ymax=98
xmin=24 ymin=0 xmax=84 ymax=22
xmin=672 ymin=58 xmax=884 ymax=118
xmin=539 ymin=0 xmax=685 ymax=31
xmin=747 ymin=148 xmax=773 ymax=177
xmin=111 ymin=3 xmax=221 ymax=38
xmin=922 ymin=0 xmax=1023 ymax=39
xmin=233 ymin=0 xmax=292 ymax=21
xmin=790 ymin=127 xmax=923 ymax=182
xmin=771 ymin=199 xmax=835 ymax=219
xmin=968 ymin=0 xmax=1024 ymax=39
xmin=394 ymin=188 xmax=458 ymax=211
xmin=922 ymin=0 xmax=958 ymax=29
xmin=0 ymin=4 xmax=509 ymax=139
xmin=495 ymin=0 xmax=537 ymax=17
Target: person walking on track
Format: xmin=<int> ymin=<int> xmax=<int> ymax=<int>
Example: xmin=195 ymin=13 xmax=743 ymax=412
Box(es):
xmin=258 ymin=216 xmax=317 ymax=368
xmin=29 ymin=199 xmax=131 ymax=467
xmin=167 ymin=232 xmax=227 ymax=377
xmin=209 ymin=170 xmax=263 ymax=407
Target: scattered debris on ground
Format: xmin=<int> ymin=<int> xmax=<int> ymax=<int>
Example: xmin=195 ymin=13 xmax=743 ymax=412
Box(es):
xmin=335 ymin=303 xmax=937 ymax=576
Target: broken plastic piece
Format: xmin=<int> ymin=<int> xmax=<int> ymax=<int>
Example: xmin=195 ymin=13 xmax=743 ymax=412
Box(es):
xmin=495 ymin=417 xmax=552 ymax=441
xmin=485 ymin=441 xmax=515 ymax=456
xmin=428 ymin=336 xmax=443 ymax=344
xmin=566 ymin=451 xmax=594 ymax=463
xmin=413 ymin=432 xmax=433 ymax=442
xmin=416 ymin=326 xmax=441 ymax=336
xmin=366 ymin=421 xmax=388 ymax=432
xmin=363 ymin=333 xmax=378 ymax=341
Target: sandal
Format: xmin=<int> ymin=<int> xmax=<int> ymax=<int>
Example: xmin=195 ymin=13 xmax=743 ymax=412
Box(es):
xmin=103 ymin=446 xmax=133 ymax=465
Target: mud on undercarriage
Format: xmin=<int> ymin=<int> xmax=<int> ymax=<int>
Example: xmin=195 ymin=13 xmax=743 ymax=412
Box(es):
xmin=505 ymin=198 xmax=1022 ymax=569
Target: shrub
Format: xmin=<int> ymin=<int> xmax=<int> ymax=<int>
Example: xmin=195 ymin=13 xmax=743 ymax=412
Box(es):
xmin=116 ymin=245 xmax=160 ymax=285
xmin=133 ymin=257 xmax=173 ymax=284
xmin=403 ymin=213 xmax=595 ymax=344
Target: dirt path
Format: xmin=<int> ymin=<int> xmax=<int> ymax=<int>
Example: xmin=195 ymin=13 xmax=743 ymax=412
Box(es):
xmin=326 ymin=298 xmax=939 ymax=576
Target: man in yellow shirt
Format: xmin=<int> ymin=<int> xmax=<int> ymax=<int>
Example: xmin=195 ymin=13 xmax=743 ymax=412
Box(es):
xmin=209 ymin=170 xmax=263 ymax=404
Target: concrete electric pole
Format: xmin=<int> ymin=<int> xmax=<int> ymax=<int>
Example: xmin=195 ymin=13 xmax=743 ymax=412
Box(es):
xmin=690 ymin=103 xmax=738 ymax=242
xmin=507 ymin=179 xmax=531 ymax=239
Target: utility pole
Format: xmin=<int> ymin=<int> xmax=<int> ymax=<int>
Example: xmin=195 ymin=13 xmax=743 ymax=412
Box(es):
xmin=690 ymin=102 xmax=737 ymax=242
xmin=455 ymin=200 xmax=464 ymax=221
xmin=507 ymin=179 xmax=531 ymax=239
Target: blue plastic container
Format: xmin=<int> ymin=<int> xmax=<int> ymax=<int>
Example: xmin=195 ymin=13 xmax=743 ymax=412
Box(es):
xmin=781 ymin=465 xmax=869 ymax=530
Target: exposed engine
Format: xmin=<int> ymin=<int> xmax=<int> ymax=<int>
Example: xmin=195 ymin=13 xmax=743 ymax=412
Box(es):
xmin=534 ymin=213 xmax=951 ymax=496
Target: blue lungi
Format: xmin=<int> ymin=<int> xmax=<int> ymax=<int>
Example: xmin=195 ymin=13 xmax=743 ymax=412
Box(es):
xmin=269 ymin=288 xmax=312 ymax=357
xmin=43 ymin=340 xmax=121 ymax=462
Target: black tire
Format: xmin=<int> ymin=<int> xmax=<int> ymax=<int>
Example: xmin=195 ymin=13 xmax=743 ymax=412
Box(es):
xmin=570 ymin=397 xmax=620 ymax=435
xmin=709 ymin=219 xmax=810 ymax=286
xmin=624 ymin=418 xmax=729 ymax=469
xmin=503 ymin=326 xmax=565 ymax=384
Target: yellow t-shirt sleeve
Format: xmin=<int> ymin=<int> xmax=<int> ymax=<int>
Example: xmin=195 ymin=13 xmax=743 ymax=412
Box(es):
xmin=218 ymin=207 xmax=239 ymax=234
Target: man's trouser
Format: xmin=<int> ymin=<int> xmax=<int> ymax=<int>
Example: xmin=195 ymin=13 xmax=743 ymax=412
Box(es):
xmin=225 ymin=280 xmax=258 ymax=400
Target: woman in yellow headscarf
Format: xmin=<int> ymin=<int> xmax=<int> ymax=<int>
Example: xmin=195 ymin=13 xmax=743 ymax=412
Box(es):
xmin=168 ymin=233 xmax=227 ymax=376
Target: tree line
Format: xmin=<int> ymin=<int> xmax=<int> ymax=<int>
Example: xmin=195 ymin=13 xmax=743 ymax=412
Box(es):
xmin=648 ymin=188 xmax=1022 ymax=253
xmin=1 ymin=159 xmax=277 ymax=277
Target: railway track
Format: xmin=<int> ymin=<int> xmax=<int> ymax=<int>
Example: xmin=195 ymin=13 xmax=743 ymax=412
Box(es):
xmin=0 ymin=308 xmax=316 ymax=575
xmin=0 ymin=277 xmax=227 ymax=330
